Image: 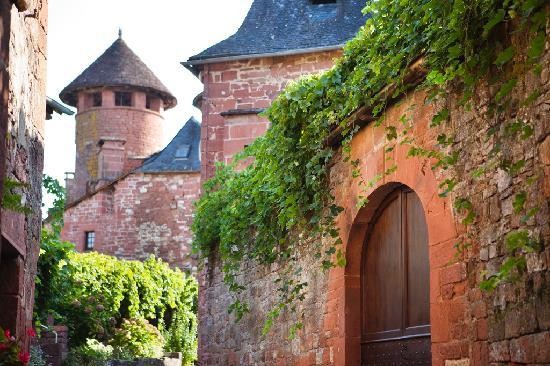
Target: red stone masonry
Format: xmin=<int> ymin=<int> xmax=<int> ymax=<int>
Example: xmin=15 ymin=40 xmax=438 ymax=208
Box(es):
xmin=62 ymin=171 xmax=201 ymax=271
xmin=199 ymin=51 xmax=341 ymax=181
xmin=0 ymin=0 xmax=48 ymax=351
xmin=197 ymin=31 xmax=550 ymax=366
xmin=71 ymin=89 xmax=165 ymax=201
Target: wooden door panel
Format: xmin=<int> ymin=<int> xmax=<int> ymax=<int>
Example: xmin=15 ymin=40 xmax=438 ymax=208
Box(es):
xmin=364 ymin=194 xmax=402 ymax=339
xmin=405 ymin=191 xmax=430 ymax=333
xmin=361 ymin=186 xmax=431 ymax=365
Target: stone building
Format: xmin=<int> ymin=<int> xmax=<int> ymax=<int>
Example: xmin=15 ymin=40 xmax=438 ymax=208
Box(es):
xmin=183 ymin=0 xmax=367 ymax=181
xmin=0 ymin=0 xmax=48 ymax=350
xmin=188 ymin=1 xmax=550 ymax=366
xmin=60 ymin=36 xmax=201 ymax=271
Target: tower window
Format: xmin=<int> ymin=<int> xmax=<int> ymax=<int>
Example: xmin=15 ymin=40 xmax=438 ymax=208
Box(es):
xmin=85 ymin=231 xmax=95 ymax=251
xmin=84 ymin=92 xmax=102 ymax=108
xmin=115 ymin=92 xmax=133 ymax=107
xmin=145 ymin=95 xmax=161 ymax=112
xmin=311 ymin=0 xmax=336 ymax=4
xmin=91 ymin=92 xmax=102 ymax=107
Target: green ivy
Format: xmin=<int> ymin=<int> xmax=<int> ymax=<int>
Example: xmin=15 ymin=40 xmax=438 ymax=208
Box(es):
xmin=192 ymin=0 xmax=548 ymax=331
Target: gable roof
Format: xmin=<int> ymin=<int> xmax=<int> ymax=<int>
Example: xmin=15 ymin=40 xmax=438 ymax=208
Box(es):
xmin=60 ymin=37 xmax=177 ymax=109
xmin=139 ymin=117 xmax=201 ymax=173
xmin=185 ymin=0 xmax=367 ymax=68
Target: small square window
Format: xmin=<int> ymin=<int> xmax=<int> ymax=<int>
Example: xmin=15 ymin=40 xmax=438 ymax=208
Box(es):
xmin=115 ymin=92 xmax=133 ymax=107
xmin=92 ymin=92 xmax=102 ymax=107
xmin=85 ymin=231 xmax=95 ymax=251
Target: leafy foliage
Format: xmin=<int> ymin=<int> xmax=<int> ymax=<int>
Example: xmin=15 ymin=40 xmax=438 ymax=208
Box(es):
xmin=192 ymin=0 xmax=547 ymax=331
xmin=1 ymin=178 xmax=31 ymax=214
xmin=37 ymin=177 xmax=198 ymax=365
xmin=64 ymin=339 xmax=114 ymax=366
xmin=110 ymin=319 xmax=164 ymax=359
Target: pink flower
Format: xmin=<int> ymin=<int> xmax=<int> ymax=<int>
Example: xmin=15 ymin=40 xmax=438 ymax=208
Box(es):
xmin=0 ymin=343 xmax=8 ymax=351
xmin=18 ymin=352 xmax=30 ymax=364
xmin=26 ymin=329 xmax=36 ymax=338
xmin=3 ymin=329 xmax=11 ymax=339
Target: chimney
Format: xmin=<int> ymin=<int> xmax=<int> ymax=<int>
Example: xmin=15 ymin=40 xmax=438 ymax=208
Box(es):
xmin=97 ymin=137 xmax=126 ymax=181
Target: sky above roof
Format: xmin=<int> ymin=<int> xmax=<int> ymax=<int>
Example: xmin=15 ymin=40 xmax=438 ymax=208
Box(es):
xmin=45 ymin=0 xmax=254 ymax=187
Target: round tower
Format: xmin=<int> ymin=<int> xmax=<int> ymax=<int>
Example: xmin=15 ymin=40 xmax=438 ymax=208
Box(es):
xmin=60 ymin=34 xmax=177 ymax=202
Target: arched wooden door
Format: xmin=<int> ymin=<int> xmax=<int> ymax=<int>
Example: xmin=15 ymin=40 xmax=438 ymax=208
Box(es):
xmin=361 ymin=186 xmax=431 ymax=365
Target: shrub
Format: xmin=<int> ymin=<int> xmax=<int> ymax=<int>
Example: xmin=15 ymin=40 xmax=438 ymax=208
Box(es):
xmin=37 ymin=179 xmax=198 ymax=364
xmin=110 ymin=319 xmax=164 ymax=359
xmin=64 ymin=339 xmax=113 ymax=366
xmin=29 ymin=346 xmax=46 ymax=366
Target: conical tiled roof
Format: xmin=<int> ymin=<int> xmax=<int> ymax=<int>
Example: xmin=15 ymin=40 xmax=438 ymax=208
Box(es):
xmin=60 ymin=37 xmax=177 ymax=109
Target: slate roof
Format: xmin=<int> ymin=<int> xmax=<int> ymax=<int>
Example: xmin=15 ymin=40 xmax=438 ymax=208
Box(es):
xmin=186 ymin=0 xmax=368 ymax=65
xmin=60 ymin=37 xmax=177 ymax=109
xmin=139 ymin=117 xmax=201 ymax=173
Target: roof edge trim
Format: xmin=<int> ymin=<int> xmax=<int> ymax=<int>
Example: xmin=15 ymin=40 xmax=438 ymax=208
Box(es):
xmin=183 ymin=44 xmax=343 ymax=71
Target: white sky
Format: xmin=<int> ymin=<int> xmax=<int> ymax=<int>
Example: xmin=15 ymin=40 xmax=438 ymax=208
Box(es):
xmin=44 ymin=0 xmax=254 ymax=185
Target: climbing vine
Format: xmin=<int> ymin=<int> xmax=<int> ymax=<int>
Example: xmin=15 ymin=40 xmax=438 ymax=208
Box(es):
xmin=192 ymin=0 xmax=548 ymax=332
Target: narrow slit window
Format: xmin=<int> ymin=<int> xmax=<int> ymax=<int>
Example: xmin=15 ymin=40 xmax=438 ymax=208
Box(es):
xmin=146 ymin=96 xmax=153 ymax=110
xmin=85 ymin=231 xmax=95 ymax=251
xmin=115 ymin=92 xmax=133 ymax=107
xmin=311 ymin=0 xmax=336 ymax=4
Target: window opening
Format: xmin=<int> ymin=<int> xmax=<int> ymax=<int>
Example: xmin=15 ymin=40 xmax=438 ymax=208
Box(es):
xmin=91 ymin=92 xmax=102 ymax=107
xmin=175 ymin=144 xmax=191 ymax=159
xmin=311 ymin=0 xmax=336 ymax=4
xmin=115 ymin=92 xmax=132 ymax=107
xmin=146 ymin=96 xmax=153 ymax=110
xmin=85 ymin=231 xmax=95 ymax=251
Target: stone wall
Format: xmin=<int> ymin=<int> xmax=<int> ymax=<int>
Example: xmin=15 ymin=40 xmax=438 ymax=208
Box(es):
xmin=199 ymin=50 xmax=341 ymax=181
xmin=197 ymin=39 xmax=550 ymax=366
xmin=0 ymin=0 xmax=47 ymax=350
xmin=71 ymin=89 xmax=165 ymax=202
xmin=62 ymin=172 xmax=200 ymax=271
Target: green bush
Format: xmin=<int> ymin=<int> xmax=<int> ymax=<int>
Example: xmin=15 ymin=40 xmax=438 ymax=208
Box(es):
xmin=64 ymin=339 xmax=113 ymax=366
xmin=37 ymin=176 xmax=198 ymax=365
xmin=110 ymin=319 xmax=164 ymax=359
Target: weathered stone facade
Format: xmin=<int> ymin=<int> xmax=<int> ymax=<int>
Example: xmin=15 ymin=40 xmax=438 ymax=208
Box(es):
xmin=0 ymin=0 xmax=47 ymax=350
xmin=198 ymin=51 xmax=341 ymax=180
xmin=62 ymin=172 xmax=200 ymax=270
xmin=196 ymin=33 xmax=550 ymax=366
xmin=60 ymin=38 xmax=201 ymax=271
xmin=69 ymin=89 xmax=165 ymax=201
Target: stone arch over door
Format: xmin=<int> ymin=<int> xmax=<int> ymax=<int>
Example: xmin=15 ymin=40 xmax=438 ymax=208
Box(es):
xmin=360 ymin=184 xmax=431 ymax=364
xmin=341 ymin=176 xmax=459 ymax=365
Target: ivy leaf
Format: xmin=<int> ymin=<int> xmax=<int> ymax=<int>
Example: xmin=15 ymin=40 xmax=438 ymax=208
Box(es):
xmin=483 ymin=9 xmax=505 ymax=37
xmin=512 ymin=191 xmax=527 ymax=214
xmin=527 ymin=33 xmax=545 ymax=60
xmin=430 ymin=108 xmax=449 ymax=127
xmin=336 ymin=249 xmax=346 ymax=268
xmin=494 ymin=47 xmax=515 ymax=67
xmin=495 ymin=78 xmax=517 ymax=101
xmin=505 ymin=230 xmax=531 ymax=252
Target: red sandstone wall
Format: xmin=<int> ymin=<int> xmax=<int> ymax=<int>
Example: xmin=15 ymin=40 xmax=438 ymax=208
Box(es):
xmin=72 ymin=89 xmax=164 ymax=201
xmin=200 ymin=50 xmax=341 ymax=181
xmin=0 ymin=0 xmax=48 ymax=350
xmin=62 ymin=172 xmax=200 ymax=271
xmin=197 ymin=47 xmax=550 ymax=365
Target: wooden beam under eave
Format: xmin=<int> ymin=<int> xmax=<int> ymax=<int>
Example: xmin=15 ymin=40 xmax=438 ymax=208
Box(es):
xmin=324 ymin=57 xmax=427 ymax=148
